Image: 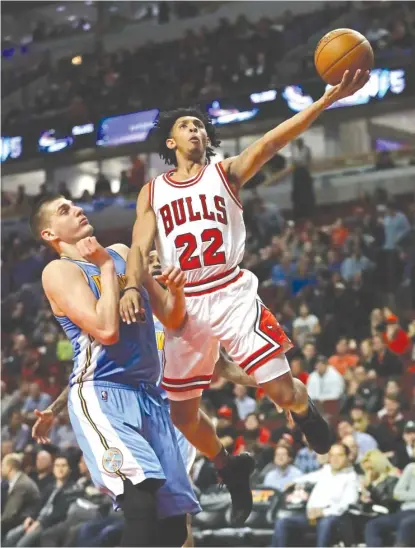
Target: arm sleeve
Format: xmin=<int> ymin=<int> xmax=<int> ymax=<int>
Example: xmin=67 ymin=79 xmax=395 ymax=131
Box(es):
xmin=393 ymin=464 xmax=415 ymax=502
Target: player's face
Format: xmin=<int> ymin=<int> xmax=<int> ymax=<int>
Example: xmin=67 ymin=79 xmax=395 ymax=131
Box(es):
xmin=148 ymin=250 xmax=162 ymax=277
xmin=41 ymin=198 xmax=93 ymax=245
xmin=166 ymin=117 xmax=209 ymax=159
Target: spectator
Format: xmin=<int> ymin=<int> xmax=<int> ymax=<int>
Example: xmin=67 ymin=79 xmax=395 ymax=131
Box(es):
xmin=302 ymin=342 xmax=318 ymax=373
xmin=340 ymin=246 xmax=373 ymax=282
xmin=294 ymin=435 xmax=320 ymax=474
xmin=307 ymin=355 xmax=345 ymax=402
xmin=341 ymin=434 xmax=361 ymax=473
xmin=370 ymin=334 xmax=404 ymax=377
xmin=349 ymin=404 xmax=380 ymax=442
xmin=234 ymin=413 xmax=271 ymax=460
xmin=364 ymin=462 xmax=415 ymax=547
xmin=1 ymin=453 xmax=40 ymax=537
xmin=337 ymin=419 xmax=378 ymax=461
xmin=360 ymin=449 xmax=400 ymax=513
xmin=21 ymin=382 xmax=52 ymax=420
xmin=271 ymin=443 xmax=359 ymax=547
xmin=290 ymin=357 xmax=309 ymax=385
xmin=374 ymin=395 xmax=406 ymax=454
xmin=233 ymin=385 xmax=256 ymax=420
xmin=328 ymin=337 xmax=359 ymax=376
xmin=216 ymin=405 xmax=237 ymax=452
xmin=94 ymin=173 xmax=112 ymax=198
xmin=292 ymin=303 xmax=320 ymax=348
xmin=394 ymin=420 xmax=415 ymax=470
xmin=344 ymin=367 xmax=383 ymax=413
xmin=49 ymin=412 xmax=78 ymax=450
xmin=382 ymin=313 xmax=411 ymax=356
xmin=292 ymin=138 xmax=311 ymax=170
xmin=33 ymin=451 xmax=55 ymax=492
xmin=262 ymin=445 xmax=302 ymax=491
xmin=1 ymin=410 xmax=31 ymax=453
xmin=3 ymin=455 xmax=77 ymax=547
xmin=378 ymin=393 xmax=405 ymax=421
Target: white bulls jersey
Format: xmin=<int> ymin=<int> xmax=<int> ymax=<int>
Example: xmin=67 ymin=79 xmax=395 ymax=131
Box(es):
xmin=149 ymin=161 xmax=246 ymax=293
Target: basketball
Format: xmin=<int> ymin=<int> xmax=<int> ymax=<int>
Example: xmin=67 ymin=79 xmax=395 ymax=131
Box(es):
xmin=314 ymin=28 xmax=374 ymax=85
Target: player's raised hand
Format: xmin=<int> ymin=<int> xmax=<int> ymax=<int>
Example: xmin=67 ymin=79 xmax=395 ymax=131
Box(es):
xmin=32 ymin=409 xmax=54 ymax=444
xmin=120 ymin=289 xmax=145 ymax=324
xmin=155 ymin=266 xmax=186 ymax=294
xmin=76 ymin=237 xmax=112 ymax=268
xmin=322 ymin=69 xmax=370 ymax=105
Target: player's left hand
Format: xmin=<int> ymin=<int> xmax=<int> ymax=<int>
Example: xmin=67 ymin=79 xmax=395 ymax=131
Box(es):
xmin=155 ymin=266 xmax=186 ymax=294
xmin=32 ymin=409 xmax=54 ymax=444
xmin=322 ymin=69 xmax=370 ymax=105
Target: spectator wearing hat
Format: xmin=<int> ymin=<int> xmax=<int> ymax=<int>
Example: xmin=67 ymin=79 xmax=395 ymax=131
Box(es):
xmin=382 ymin=313 xmax=411 ymax=356
xmin=370 ymin=334 xmax=404 ymax=377
xmin=216 ymin=405 xmax=237 ymax=452
xmin=307 ymin=355 xmax=345 ymax=402
xmin=394 ymin=420 xmax=415 ymax=470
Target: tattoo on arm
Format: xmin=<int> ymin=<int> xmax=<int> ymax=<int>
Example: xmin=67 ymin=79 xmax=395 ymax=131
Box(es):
xmin=49 ymin=386 xmax=70 ymax=416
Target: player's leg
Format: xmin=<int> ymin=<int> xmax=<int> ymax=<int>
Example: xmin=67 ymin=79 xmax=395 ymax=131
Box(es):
xmin=68 ymin=383 xmax=167 ymax=547
xmin=183 ymin=514 xmax=194 ymax=548
xmin=253 ymin=356 xmax=332 ymax=454
xmin=218 ymin=271 xmax=331 ymax=454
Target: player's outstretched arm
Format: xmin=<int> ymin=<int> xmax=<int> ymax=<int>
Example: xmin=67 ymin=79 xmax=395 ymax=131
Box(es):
xmin=222 ymin=69 xmax=370 ymax=188
xmin=121 ymin=184 xmax=157 ymax=323
xmin=214 ymin=351 xmax=258 ymax=387
xmin=143 ymin=266 xmax=187 ymax=330
xmin=43 ymin=237 xmax=120 ymax=345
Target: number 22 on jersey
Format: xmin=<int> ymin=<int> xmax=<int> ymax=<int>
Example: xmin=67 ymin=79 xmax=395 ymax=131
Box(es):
xmin=175 ymin=228 xmax=226 ymax=271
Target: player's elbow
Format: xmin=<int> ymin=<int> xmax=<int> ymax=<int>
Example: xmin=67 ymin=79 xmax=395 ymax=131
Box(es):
xmin=98 ymin=328 xmax=120 ymax=346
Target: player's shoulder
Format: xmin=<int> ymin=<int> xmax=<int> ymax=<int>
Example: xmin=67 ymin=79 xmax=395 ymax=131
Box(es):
xmin=42 ymin=259 xmax=82 ymax=289
xmin=108 ymin=243 xmax=129 ymax=261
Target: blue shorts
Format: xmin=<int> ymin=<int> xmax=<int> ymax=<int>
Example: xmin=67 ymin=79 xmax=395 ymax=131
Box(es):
xmin=68 ymin=381 xmax=201 ymax=519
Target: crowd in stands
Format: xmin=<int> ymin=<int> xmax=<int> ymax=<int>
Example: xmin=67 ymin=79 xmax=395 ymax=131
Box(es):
xmin=3 ymin=1 xmax=415 ymax=131
xmin=2 ymin=171 xmax=414 ymax=545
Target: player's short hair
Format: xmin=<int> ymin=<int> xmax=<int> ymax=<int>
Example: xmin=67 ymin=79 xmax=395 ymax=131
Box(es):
xmin=153 ymin=106 xmax=221 ymax=166
xmin=29 ymin=194 xmax=63 ymax=242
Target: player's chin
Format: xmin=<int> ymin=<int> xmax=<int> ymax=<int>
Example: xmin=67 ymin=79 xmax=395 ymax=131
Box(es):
xmin=79 ymin=224 xmax=94 ymax=238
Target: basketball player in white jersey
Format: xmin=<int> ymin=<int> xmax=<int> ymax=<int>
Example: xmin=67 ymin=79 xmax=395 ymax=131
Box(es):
xmin=120 ymin=69 xmax=369 ymax=525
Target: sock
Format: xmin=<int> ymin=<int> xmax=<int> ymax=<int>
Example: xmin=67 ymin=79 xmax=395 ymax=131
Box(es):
xmin=212 ymin=446 xmax=229 ymax=470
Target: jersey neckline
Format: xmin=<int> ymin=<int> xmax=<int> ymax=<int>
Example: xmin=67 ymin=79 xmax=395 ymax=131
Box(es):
xmin=163 ymin=164 xmax=208 ymax=187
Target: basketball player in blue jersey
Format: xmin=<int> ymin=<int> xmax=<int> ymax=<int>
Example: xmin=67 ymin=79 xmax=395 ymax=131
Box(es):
xmin=28 ymin=195 xmax=201 ymax=547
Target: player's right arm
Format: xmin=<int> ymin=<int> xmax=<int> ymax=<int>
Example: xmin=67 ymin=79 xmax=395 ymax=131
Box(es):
xmin=42 ymin=238 xmax=120 ymax=345
xmin=121 ymin=183 xmax=157 ymax=324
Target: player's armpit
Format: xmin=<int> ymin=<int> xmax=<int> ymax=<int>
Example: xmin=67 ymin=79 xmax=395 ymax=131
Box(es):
xmin=214 ymin=352 xmax=258 ymax=387
xmin=42 ymin=260 xmax=119 ymax=345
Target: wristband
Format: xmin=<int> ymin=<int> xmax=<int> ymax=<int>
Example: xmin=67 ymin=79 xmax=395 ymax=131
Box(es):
xmin=121 ymin=286 xmax=140 ymax=297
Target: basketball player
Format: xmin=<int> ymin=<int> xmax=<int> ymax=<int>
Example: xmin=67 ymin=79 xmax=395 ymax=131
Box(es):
xmin=29 ymin=195 xmax=201 ymax=547
xmin=120 ymin=69 xmax=369 ymax=525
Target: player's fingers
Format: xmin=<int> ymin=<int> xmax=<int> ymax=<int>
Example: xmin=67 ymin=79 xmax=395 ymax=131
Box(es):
xmin=176 ymin=271 xmax=186 ymax=288
xmin=33 ymin=409 xmax=43 ymax=418
xmin=339 ymin=69 xmax=351 ymax=89
xmin=168 ymin=267 xmax=182 ymax=282
xmin=154 ymin=275 xmax=167 ymax=284
xmin=162 ymin=265 xmax=175 ymax=278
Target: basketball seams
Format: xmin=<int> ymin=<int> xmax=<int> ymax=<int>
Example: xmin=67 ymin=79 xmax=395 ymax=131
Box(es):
xmin=322 ymin=39 xmax=370 ymax=82
xmin=314 ymin=30 xmax=361 ymax=65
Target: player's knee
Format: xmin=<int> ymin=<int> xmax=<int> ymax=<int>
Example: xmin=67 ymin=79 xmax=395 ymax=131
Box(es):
xmin=262 ymin=372 xmax=296 ymax=408
xmin=170 ymin=403 xmax=198 ymax=434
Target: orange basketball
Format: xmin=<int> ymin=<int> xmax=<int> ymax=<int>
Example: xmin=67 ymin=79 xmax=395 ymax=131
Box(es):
xmin=314 ymin=28 xmax=374 ymax=85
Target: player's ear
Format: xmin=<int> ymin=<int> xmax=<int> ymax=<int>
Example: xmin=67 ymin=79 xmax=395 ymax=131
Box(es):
xmin=166 ymin=137 xmax=176 ymax=151
xmin=40 ymin=227 xmax=56 ymax=243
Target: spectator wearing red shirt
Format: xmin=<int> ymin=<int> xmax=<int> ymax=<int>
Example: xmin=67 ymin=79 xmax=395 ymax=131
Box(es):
xmin=382 ymin=314 xmax=411 ymax=356
xmin=291 ymin=356 xmax=309 ymax=385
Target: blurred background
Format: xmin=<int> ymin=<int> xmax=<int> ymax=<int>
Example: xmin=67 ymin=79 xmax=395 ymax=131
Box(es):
xmin=1 ymin=1 xmax=415 ymax=547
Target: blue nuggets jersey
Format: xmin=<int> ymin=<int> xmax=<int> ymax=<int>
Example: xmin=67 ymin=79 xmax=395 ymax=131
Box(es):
xmin=55 ymin=249 xmax=160 ymax=388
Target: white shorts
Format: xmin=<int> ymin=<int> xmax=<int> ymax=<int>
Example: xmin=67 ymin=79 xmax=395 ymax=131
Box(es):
xmin=161 ymin=268 xmax=293 ymax=400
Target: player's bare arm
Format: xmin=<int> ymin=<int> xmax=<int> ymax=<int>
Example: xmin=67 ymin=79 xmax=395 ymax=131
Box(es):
xmin=214 ymin=352 xmax=257 ymax=388
xmin=222 ymin=69 xmax=370 ymax=188
xmin=111 ymin=243 xmax=187 ymax=330
xmin=32 ymin=386 xmax=70 ymax=444
xmin=121 ymin=183 xmax=157 ymax=323
xmin=144 ymin=267 xmax=187 ymax=330
xmin=42 ymin=237 xmax=120 ymax=345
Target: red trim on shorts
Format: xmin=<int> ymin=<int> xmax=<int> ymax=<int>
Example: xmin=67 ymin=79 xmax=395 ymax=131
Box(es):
xmin=162 ymin=374 xmax=212 ymax=392
xmin=243 ymin=345 xmax=286 ymax=376
xmin=185 ymin=267 xmax=238 ymax=288
xmin=216 ymin=161 xmax=243 ymax=210
xmin=163 ymin=165 xmax=208 ymax=188
xmin=184 ymin=271 xmax=243 ymax=297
